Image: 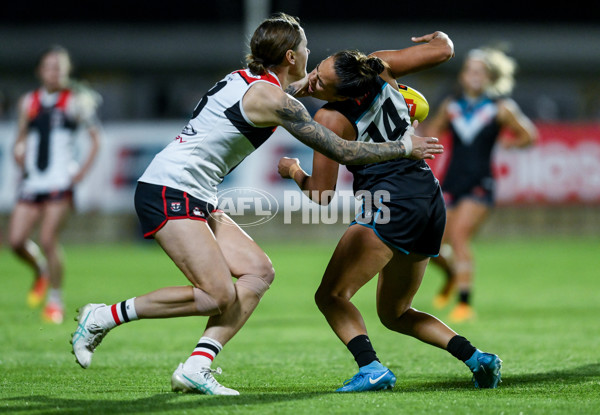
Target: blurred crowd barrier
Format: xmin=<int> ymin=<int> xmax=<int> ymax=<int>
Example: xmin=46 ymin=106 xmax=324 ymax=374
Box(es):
xmin=1 ymin=120 xmax=599 ymax=243
xmin=429 ymin=123 xmax=600 ymax=204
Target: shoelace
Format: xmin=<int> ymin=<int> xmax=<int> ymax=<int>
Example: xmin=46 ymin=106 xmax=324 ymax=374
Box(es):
xmin=199 ymin=367 xmax=224 ymax=388
xmin=342 ymin=372 xmax=366 ymax=386
xmin=85 ymin=323 xmax=107 ymax=351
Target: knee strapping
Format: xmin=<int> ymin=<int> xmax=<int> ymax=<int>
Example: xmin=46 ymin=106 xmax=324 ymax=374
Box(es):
xmin=235 ymin=274 xmax=273 ymax=299
xmin=192 ymin=287 xmax=221 ymax=315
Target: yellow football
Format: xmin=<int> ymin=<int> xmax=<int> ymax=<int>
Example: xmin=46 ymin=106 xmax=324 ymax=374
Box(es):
xmin=398 ymin=84 xmax=429 ymax=123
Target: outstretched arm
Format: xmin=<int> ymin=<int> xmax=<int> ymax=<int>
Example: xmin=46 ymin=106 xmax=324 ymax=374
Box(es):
xmin=244 ymin=82 xmax=442 ymax=165
xmin=372 ymin=31 xmax=455 ymax=79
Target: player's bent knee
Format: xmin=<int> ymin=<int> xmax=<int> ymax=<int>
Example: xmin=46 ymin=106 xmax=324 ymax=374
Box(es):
xmin=378 ymin=313 xmax=398 ymax=331
xmin=8 ymin=233 xmax=28 ymax=252
xmin=314 ymin=288 xmax=341 ymax=311
xmin=9 ymin=238 xmax=25 ymax=253
xmin=38 ymin=237 xmax=58 ymax=256
xmin=378 ymin=306 xmax=412 ymax=332
xmin=192 ymin=286 xmax=234 ymax=315
xmin=236 ymin=267 xmax=274 ymax=299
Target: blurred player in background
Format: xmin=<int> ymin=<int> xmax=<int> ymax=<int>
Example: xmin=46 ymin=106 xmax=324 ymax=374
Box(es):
xmin=425 ymin=47 xmax=538 ymax=322
xmin=71 ymin=13 xmax=442 ymax=396
xmin=279 ymin=32 xmax=501 ymax=392
xmin=9 ymin=45 xmax=101 ymax=324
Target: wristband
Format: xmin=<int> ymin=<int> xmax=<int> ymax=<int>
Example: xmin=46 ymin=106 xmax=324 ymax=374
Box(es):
xmin=399 ymin=125 xmax=414 ymax=157
xmin=288 ymin=163 xmax=302 ymax=180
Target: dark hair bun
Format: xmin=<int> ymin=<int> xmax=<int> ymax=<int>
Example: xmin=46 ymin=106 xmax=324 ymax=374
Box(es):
xmin=366 ymin=56 xmax=385 ymax=74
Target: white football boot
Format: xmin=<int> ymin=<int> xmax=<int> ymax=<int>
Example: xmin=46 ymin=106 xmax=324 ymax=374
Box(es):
xmin=71 ymin=303 xmax=110 ymax=368
xmin=171 ymin=363 xmax=240 ymax=395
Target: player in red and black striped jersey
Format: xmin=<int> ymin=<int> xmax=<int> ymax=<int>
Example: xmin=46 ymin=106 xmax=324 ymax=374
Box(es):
xmin=8 ymin=45 xmax=101 ymax=324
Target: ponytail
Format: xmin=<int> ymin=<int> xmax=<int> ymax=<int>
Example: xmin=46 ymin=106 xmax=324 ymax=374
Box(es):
xmin=247 ymin=56 xmax=267 ymax=76
xmin=365 ymin=56 xmax=385 ymax=75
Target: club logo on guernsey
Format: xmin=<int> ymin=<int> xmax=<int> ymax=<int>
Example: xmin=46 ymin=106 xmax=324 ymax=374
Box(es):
xmin=181 ymin=124 xmax=196 ymax=136
xmin=171 ymin=202 xmax=181 ymax=212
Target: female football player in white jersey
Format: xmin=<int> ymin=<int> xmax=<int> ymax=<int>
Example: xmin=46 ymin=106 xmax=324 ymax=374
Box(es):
xmin=426 ymin=47 xmax=537 ymax=323
xmin=279 ymin=32 xmax=502 ymax=392
xmin=9 ymin=45 xmax=101 ymax=324
xmin=71 ymin=13 xmax=443 ymax=395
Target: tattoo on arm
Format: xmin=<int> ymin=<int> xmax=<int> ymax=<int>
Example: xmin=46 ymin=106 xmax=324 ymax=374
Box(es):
xmin=284 ymin=84 xmax=301 ymax=97
xmin=275 ymin=96 xmax=406 ymax=165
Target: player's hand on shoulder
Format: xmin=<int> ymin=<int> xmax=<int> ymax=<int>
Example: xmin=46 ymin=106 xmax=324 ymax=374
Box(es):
xmin=285 ymin=76 xmax=310 ymax=98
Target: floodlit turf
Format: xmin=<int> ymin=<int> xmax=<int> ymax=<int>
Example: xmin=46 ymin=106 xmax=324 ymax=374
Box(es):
xmin=1 ymin=236 xmax=599 ymax=414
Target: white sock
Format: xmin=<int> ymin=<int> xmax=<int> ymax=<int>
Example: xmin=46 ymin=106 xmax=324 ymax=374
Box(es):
xmin=184 ymin=337 xmax=223 ymax=371
xmin=94 ymin=298 xmax=138 ymax=329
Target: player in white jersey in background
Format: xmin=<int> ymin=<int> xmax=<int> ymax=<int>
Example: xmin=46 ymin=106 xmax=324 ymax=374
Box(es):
xmin=71 ymin=13 xmax=443 ymax=395
xmin=9 ymin=45 xmax=101 ymax=324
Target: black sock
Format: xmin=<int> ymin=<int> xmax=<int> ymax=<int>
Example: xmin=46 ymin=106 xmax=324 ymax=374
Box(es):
xmin=458 ymin=290 xmax=471 ymax=304
xmin=346 ymin=335 xmax=379 ymax=368
xmin=446 ymin=335 xmax=477 ymax=362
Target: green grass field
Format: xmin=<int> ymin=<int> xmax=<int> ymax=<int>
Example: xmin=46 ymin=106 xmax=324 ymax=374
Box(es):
xmin=1 ymin=235 xmax=599 ymax=414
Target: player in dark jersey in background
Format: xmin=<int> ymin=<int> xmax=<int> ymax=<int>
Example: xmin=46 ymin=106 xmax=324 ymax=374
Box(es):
xmin=279 ymin=32 xmax=502 ymax=392
xmin=9 ymin=45 xmax=101 ymax=324
xmin=71 ymin=13 xmax=442 ymax=396
xmin=425 ymin=47 xmax=537 ymax=322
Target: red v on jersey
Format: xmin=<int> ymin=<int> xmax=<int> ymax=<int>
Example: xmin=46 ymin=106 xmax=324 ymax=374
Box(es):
xmin=234 ymin=69 xmax=281 ymax=88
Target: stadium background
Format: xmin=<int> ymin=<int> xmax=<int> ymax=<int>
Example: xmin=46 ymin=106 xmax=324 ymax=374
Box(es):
xmin=1 ymin=0 xmax=599 ymax=243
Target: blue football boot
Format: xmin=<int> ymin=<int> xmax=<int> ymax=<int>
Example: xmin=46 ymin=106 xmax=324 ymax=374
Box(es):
xmin=466 ymin=351 xmax=502 ymax=388
xmin=335 ymin=361 xmax=396 ymax=392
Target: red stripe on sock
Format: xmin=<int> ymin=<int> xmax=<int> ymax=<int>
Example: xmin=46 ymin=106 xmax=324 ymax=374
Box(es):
xmin=111 ymin=304 xmax=121 ymax=325
xmin=191 ymin=351 xmax=214 ymax=360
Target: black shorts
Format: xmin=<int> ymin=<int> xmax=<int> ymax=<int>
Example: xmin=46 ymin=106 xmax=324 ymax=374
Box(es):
xmin=442 ymin=177 xmax=495 ymax=209
xmin=134 ymin=182 xmax=216 ymax=239
xmin=18 ymin=188 xmax=74 ymax=204
xmin=351 ymin=186 xmax=446 ymax=257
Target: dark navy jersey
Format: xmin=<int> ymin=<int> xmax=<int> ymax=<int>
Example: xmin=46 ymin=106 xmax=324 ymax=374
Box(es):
xmin=441 ymin=94 xmax=501 ymax=196
xmin=323 ymin=77 xmax=439 ymax=199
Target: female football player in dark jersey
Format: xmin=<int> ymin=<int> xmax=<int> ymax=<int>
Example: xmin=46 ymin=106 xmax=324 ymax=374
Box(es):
xmin=425 ymin=47 xmax=537 ymax=322
xmin=280 ymin=32 xmax=502 ymax=392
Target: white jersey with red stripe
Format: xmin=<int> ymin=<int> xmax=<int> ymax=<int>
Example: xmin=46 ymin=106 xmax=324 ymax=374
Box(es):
xmin=138 ymin=69 xmax=282 ymax=206
xmin=21 ymin=87 xmax=94 ymax=195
